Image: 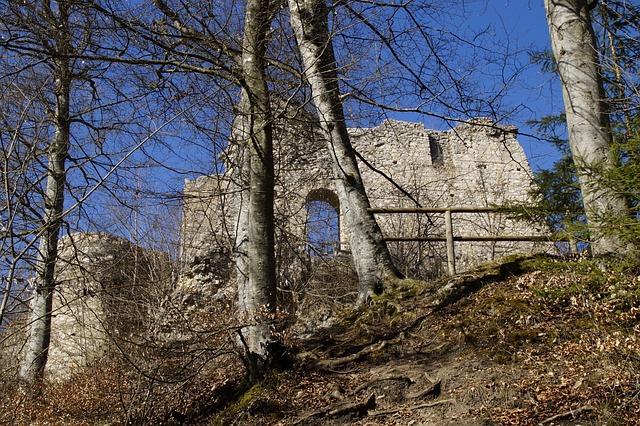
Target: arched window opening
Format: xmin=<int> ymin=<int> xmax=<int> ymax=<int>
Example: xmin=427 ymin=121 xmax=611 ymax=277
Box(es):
xmin=306 ymin=201 xmax=339 ymax=257
xmin=305 ymin=189 xmax=340 ymax=258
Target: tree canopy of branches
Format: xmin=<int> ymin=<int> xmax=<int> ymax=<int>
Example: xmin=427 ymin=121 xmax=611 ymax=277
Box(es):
xmin=0 ymin=0 xmax=174 ymax=384
xmin=1 ymin=0 xmax=548 ymax=383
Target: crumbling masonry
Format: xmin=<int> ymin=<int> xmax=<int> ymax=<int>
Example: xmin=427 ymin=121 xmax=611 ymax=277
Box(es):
xmin=41 ymin=117 xmax=548 ymax=378
xmin=181 ymin=117 xmax=547 ymax=289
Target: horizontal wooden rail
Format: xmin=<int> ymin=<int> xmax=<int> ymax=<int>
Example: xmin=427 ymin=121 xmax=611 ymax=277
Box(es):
xmin=369 ymin=207 xmax=500 ymax=214
xmin=383 ymin=235 xmax=551 ymax=242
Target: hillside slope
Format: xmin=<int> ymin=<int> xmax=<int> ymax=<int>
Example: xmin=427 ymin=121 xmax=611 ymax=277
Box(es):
xmin=214 ymin=254 xmax=640 ymax=425
xmin=3 ymin=254 xmax=639 ymax=425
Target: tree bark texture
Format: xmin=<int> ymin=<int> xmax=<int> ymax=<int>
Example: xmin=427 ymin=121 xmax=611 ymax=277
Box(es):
xmin=237 ymin=0 xmax=277 ymax=377
xmin=20 ymin=60 xmax=72 ymax=383
xmin=545 ymin=0 xmax=630 ymax=254
xmin=19 ymin=1 xmax=73 ymax=384
xmin=287 ymin=0 xmax=401 ymax=303
xmin=232 ymin=96 xmax=252 ymax=332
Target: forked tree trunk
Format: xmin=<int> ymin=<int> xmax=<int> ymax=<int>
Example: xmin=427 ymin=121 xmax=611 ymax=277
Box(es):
xmin=545 ymin=0 xmax=630 ymax=254
xmin=288 ymin=0 xmax=401 ymax=303
xmin=20 ymin=57 xmax=71 ymax=383
xmin=236 ymin=0 xmax=277 ymax=380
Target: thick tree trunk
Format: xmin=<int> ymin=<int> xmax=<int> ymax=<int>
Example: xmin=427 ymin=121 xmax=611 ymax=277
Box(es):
xmin=288 ymin=0 xmax=401 ymax=303
xmin=545 ymin=0 xmax=630 ymax=254
xmin=237 ymin=0 xmax=277 ymax=380
xmin=20 ymin=58 xmax=71 ymax=383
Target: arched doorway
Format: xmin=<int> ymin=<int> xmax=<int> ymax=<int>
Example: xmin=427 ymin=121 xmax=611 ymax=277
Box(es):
xmin=305 ymin=189 xmax=340 ymax=258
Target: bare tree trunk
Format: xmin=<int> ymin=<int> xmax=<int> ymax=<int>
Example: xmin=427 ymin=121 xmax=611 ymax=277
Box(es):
xmin=20 ymin=52 xmax=72 ymax=383
xmin=288 ymin=0 xmax=402 ymax=303
xmin=236 ymin=0 xmax=277 ymax=380
xmin=545 ymin=0 xmax=630 ymax=254
xmin=232 ymin=96 xmax=252 ymax=330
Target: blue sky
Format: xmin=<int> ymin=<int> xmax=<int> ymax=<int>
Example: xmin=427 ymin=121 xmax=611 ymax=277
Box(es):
xmin=478 ymin=0 xmax=565 ymax=171
xmin=372 ymin=0 xmax=564 ymax=172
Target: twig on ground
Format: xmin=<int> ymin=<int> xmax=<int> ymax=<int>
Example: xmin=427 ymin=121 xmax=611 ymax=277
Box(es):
xmin=540 ymin=405 xmax=595 ymax=424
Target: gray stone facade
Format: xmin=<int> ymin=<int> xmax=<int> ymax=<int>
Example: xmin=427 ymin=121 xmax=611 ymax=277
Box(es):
xmin=181 ymin=118 xmax=548 ymax=283
xmin=40 ymin=118 xmax=548 ymax=378
xmin=47 ymin=232 xmax=170 ymax=379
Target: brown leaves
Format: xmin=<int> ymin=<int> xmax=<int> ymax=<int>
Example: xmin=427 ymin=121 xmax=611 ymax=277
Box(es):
xmin=467 ymin=260 xmax=640 ymax=425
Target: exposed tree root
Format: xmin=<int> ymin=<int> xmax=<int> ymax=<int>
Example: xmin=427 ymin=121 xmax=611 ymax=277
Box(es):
xmin=313 ymin=333 xmax=405 ymax=370
xmin=369 ymin=398 xmax=454 ymax=417
xmin=293 ymin=393 xmax=376 ymax=424
xmin=406 ymin=379 xmax=441 ymax=400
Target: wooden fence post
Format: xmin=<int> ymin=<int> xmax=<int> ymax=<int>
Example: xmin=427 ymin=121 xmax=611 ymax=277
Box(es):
xmin=445 ymin=209 xmax=456 ymax=275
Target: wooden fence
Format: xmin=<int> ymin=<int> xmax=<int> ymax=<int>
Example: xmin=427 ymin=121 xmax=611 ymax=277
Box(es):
xmin=369 ymin=207 xmax=551 ymax=276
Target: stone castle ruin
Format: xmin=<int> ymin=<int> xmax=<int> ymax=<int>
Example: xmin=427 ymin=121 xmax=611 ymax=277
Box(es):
xmin=38 ymin=116 xmax=548 ymax=377
xmin=181 ymin=117 xmax=547 ymax=290
xmin=32 ymin=233 xmax=171 ymax=379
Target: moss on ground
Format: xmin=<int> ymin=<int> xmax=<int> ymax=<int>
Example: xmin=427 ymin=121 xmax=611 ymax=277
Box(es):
xmin=211 ymin=371 xmax=286 ymax=425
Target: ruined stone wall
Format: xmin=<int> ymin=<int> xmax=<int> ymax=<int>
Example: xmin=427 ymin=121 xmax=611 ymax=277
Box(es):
xmin=181 ymin=118 xmax=548 ymax=283
xmin=352 ymin=118 xmax=545 ymax=275
xmin=39 ymin=118 xmax=548 ymax=378
xmin=48 ymin=232 xmax=170 ymax=379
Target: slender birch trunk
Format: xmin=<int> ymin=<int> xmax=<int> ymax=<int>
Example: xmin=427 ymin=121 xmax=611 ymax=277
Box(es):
xmin=20 ymin=56 xmax=72 ymax=383
xmin=545 ymin=0 xmax=630 ymax=254
xmin=237 ymin=0 xmax=277 ymax=379
xmin=287 ymin=0 xmax=401 ymax=303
